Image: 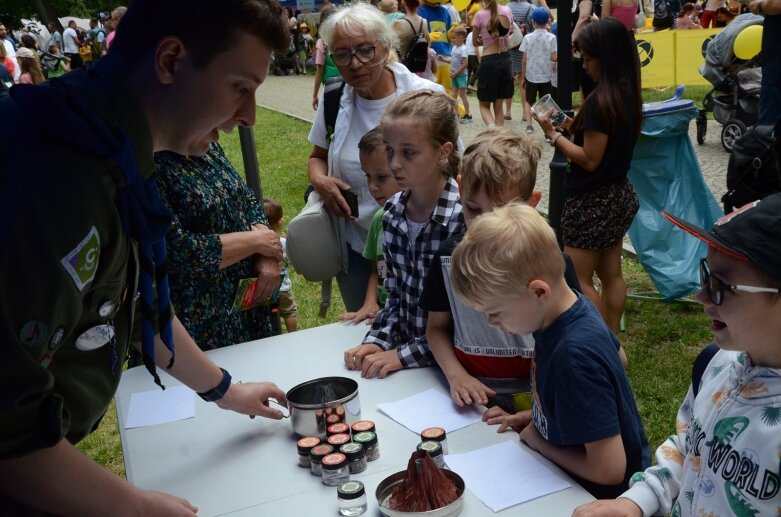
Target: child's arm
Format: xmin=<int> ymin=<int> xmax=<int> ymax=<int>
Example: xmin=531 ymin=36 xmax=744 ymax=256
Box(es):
xmin=521 ymin=51 xmax=527 ymax=87
xmin=483 ymin=407 xmax=532 ymax=434
xmin=339 ymin=267 xmax=380 ymax=325
xmin=427 ymin=311 xmax=496 ymax=406
xmin=312 ymin=64 xmax=324 ymax=110
xmin=521 ymin=427 xmax=627 ymax=486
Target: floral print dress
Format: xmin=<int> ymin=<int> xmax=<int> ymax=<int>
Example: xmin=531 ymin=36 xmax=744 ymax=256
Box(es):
xmin=154 ymin=143 xmax=275 ymax=349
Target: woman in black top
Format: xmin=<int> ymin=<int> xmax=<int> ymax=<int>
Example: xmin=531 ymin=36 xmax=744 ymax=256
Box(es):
xmin=533 ymin=17 xmax=642 ymax=333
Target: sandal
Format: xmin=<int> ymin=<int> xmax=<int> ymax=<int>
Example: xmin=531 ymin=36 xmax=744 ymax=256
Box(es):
xmin=504 ymin=113 xmax=512 ymax=120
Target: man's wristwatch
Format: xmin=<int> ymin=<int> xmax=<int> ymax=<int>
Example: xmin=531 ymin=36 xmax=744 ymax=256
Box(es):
xmin=197 ymin=368 xmax=232 ymax=402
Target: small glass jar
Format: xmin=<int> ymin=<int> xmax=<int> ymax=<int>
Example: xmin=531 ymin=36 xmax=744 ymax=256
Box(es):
xmin=321 ymin=452 xmax=350 ymax=487
xmin=340 ymin=442 xmax=367 ymax=474
xmin=337 ymin=480 xmax=367 ymax=516
xmin=350 ymin=420 xmax=375 ymax=435
xmin=417 ymin=441 xmax=446 ymax=469
xmin=296 ymin=436 xmax=321 ymax=468
xmin=328 ymin=433 xmax=351 ymax=447
xmin=327 ymin=422 xmax=350 ymax=437
xmin=420 ymin=427 xmax=448 ymax=454
xmin=352 ymin=431 xmax=380 ymax=461
xmin=310 ymin=444 xmax=334 ymax=477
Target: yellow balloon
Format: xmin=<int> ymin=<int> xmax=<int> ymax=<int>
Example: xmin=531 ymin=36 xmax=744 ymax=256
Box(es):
xmin=733 ymin=24 xmax=763 ymax=60
xmin=453 ymin=0 xmax=471 ymax=11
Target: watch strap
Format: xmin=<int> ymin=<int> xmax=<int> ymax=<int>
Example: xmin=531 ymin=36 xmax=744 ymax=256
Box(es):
xmin=197 ymin=368 xmax=232 ymax=402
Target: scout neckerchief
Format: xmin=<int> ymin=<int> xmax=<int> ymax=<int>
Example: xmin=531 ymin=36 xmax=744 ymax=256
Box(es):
xmin=10 ymin=75 xmax=175 ymax=389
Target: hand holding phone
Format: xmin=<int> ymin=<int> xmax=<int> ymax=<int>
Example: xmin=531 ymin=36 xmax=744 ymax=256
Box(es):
xmin=340 ymin=188 xmax=359 ymax=218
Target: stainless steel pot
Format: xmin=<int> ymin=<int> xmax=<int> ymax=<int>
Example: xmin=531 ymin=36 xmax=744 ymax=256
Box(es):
xmin=376 ymin=469 xmax=465 ymax=516
xmin=286 ymin=376 xmax=361 ymax=438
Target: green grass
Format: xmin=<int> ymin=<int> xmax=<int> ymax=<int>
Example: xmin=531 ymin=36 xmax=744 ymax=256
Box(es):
xmin=77 ymin=102 xmax=714 ymax=479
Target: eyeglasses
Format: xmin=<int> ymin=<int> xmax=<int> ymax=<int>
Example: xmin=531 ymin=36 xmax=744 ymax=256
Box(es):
xmin=330 ymin=45 xmax=376 ymax=67
xmin=699 ymin=258 xmax=779 ymax=305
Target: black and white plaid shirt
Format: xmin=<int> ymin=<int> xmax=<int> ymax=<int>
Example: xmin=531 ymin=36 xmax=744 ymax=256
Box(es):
xmin=363 ymin=177 xmax=465 ymax=368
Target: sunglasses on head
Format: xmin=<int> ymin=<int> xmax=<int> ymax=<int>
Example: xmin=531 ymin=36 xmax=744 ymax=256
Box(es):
xmin=699 ymin=258 xmax=779 ymax=306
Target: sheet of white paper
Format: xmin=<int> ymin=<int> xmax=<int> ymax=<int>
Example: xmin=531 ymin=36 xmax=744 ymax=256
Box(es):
xmin=125 ymin=385 xmax=196 ymax=429
xmin=445 ymin=440 xmax=571 ymax=512
xmin=376 ymin=388 xmax=482 ymax=434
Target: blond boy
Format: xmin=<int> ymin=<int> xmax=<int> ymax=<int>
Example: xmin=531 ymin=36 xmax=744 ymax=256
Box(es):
xmin=450 ymin=203 xmax=650 ymax=499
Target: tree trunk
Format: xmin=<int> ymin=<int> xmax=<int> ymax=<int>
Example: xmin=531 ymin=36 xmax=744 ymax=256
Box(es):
xmin=31 ymin=0 xmax=63 ymax=31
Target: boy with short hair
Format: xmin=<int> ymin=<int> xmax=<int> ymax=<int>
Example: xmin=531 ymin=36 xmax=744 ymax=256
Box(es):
xmin=450 ymin=202 xmax=650 ymax=499
xmin=421 ymin=128 xmax=543 ymax=413
xmin=339 ymin=126 xmax=402 ymax=324
xmin=449 ymin=27 xmax=472 ymax=124
xmin=520 ymin=7 xmax=556 ymax=134
xmin=573 ymin=195 xmax=781 ymax=517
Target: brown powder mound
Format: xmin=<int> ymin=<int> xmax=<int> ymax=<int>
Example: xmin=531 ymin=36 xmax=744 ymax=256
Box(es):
xmin=388 ymin=451 xmax=459 ymax=512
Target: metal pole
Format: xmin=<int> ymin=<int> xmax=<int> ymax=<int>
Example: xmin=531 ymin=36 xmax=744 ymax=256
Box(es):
xmin=548 ymin=0 xmax=574 ymax=248
xmin=239 ymin=126 xmax=263 ymax=200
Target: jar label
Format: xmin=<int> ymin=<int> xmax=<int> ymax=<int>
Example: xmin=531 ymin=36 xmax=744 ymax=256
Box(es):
xmin=298 ymin=436 xmax=320 ymax=448
xmin=421 ymin=427 xmax=445 ymax=439
xmin=322 ymin=452 xmax=347 ymax=465
xmin=339 ymin=481 xmax=363 ymax=493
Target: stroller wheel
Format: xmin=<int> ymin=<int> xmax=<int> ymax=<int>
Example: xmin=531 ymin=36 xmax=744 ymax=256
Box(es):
xmin=696 ymin=114 xmax=707 ymax=145
xmin=721 ymin=120 xmax=747 ymax=153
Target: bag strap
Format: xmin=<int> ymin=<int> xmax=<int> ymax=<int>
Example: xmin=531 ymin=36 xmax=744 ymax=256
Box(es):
xmin=403 ymin=18 xmax=418 ymax=36
xmin=320 ymin=278 xmax=332 ymax=317
xmin=691 ymin=342 xmax=719 ymax=398
xmin=324 ymin=77 xmax=346 ymax=145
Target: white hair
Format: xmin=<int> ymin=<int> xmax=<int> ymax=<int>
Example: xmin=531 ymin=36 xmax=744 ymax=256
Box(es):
xmin=319 ymin=2 xmax=398 ymax=54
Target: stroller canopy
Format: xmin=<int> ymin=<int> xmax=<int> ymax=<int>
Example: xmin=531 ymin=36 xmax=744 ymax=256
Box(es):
xmin=701 ymin=13 xmax=764 ymax=87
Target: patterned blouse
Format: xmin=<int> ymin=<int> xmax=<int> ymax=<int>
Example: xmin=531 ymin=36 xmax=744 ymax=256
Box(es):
xmin=155 ymin=142 xmax=275 ymax=350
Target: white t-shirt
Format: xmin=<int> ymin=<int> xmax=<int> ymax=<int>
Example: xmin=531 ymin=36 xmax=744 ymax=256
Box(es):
xmin=519 ymin=28 xmax=556 ymax=83
xmin=308 ymin=92 xmax=397 ymax=250
xmin=465 ymin=32 xmax=476 ymax=57
xmin=63 ymin=27 xmax=79 ymax=54
xmin=1 ymin=39 xmax=19 ymax=81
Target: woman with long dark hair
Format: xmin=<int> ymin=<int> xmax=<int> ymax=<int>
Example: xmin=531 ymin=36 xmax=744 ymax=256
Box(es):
xmin=533 ymin=17 xmax=642 ymax=335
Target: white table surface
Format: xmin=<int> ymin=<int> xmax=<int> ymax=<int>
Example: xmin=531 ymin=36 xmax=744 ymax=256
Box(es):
xmin=116 ymin=322 xmax=594 ymax=516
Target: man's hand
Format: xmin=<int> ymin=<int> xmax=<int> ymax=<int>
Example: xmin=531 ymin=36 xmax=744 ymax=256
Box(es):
xmin=447 ymin=372 xmax=496 ymax=407
xmin=216 ymin=381 xmax=288 ymax=420
xmin=139 ymin=490 xmax=199 ymax=516
xmin=483 ymin=407 xmax=532 ymax=433
xmin=572 ymin=498 xmax=644 ymax=517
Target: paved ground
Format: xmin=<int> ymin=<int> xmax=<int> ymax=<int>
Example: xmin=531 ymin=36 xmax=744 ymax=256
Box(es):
xmin=256 ymin=73 xmax=730 ymax=218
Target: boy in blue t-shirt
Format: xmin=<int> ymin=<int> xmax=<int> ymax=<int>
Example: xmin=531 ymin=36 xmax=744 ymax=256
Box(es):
xmin=450 ymin=203 xmax=650 ymax=499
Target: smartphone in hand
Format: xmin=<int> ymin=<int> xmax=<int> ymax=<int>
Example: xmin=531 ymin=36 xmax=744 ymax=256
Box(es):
xmin=340 ymin=188 xmax=359 ymax=217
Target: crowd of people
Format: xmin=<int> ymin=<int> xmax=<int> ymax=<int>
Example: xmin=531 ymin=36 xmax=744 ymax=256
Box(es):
xmin=1 ymin=0 xmax=780 ymax=515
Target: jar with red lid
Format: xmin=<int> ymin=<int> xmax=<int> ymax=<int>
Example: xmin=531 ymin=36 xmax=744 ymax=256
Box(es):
xmin=350 ymin=420 xmax=375 ymax=435
xmin=321 ymin=452 xmax=350 ymax=486
xmin=420 ymin=427 xmax=448 ymax=454
xmin=310 ymin=443 xmax=334 ymax=476
xmin=327 ymin=433 xmax=351 ymax=447
xmin=296 ymin=436 xmax=321 ymax=468
xmin=327 ymin=422 xmax=350 ymax=437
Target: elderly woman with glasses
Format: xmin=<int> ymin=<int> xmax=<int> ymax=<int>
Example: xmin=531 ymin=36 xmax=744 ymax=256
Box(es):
xmin=306 ymin=2 xmax=445 ymax=313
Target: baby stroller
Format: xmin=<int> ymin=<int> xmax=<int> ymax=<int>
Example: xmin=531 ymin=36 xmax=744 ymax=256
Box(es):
xmin=696 ymin=13 xmax=763 ymax=153
xmin=271 ymin=34 xmax=297 ymax=76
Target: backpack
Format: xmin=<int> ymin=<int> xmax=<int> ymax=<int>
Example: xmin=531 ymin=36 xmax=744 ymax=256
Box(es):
xmin=722 ymin=124 xmax=780 ymax=213
xmin=653 ymin=0 xmax=674 ymax=28
xmin=402 ymin=19 xmax=429 ymax=73
xmin=90 ymin=28 xmax=106 ymax=62
xmin=691 ymin=343 xmax=719 ymax=399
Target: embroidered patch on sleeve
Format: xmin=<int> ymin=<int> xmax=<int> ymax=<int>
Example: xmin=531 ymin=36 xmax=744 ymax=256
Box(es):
xmin=61 ymin=226 xmax=101 ymax=291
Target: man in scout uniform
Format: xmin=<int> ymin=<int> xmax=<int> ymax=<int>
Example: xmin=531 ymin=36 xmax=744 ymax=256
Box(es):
xmin=0 ymin=1 xmax=290 ymax=514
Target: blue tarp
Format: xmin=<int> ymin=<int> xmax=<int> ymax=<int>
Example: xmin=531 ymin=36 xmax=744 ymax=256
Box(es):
xmin=627 ymin=101 xmax=724 ymax=300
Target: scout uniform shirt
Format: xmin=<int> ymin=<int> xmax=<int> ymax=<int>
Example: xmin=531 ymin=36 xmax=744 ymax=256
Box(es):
xmin=0 ymin=55 xmax=153 ymax=460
